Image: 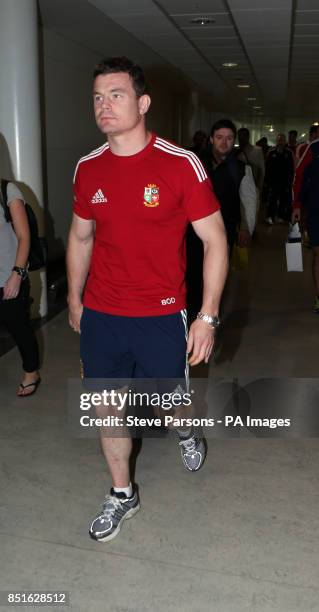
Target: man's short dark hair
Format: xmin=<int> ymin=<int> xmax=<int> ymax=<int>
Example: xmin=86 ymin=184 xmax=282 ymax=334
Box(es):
xmin=309 ymin=124 xmax=319 ymax=137
xmin=289 ymin=129 xmax=297 ymax=137
xmin=238 ymin=127 xmax=250 ymax=138
xmin=93 ymin=56 xmax=147 ymax=98
xmin=210 ymin=119 xmax=237 ymax=138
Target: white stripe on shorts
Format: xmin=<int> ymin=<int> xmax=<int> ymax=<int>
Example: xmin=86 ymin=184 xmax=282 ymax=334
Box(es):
xmin=180 ymin=309 xmax=189 ymax=392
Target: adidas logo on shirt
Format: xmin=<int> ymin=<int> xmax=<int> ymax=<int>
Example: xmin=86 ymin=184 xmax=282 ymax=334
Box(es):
xmin=91 ymin=189 xmax=108 ymax=203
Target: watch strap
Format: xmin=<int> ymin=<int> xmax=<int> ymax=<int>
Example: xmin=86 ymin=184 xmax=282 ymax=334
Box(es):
xmin=12 ymin=266 xmax=28 ymax=279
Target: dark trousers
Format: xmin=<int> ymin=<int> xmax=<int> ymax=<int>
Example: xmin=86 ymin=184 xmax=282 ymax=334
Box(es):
xmin=267 ymin=186 xmax=292 ymax=221
xmin=0 ymin=279 xmax=39 ymax=372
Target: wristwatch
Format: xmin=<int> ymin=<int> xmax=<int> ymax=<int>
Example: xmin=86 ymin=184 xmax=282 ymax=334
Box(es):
xmin=197 ymin=312 xmax=221 ymax=329
xmin=12 ymin=266 xmax=28 ymax=280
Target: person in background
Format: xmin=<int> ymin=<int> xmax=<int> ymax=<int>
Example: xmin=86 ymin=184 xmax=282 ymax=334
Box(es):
xmin=264 ymin=133 xmax=294 ymax=224
xmin=189 ymin=130 xmax=208 ymax=156
xmin=256 ymin=136 xmax=271 ymax=162
xmin=299 ymin=146 xmax=319 ymax=313
xmin=287 ymin=129 xmax=298 ymax=161
xmin=292 ymin=127 xmax=319 ymax=313
xmin=186 ymin=119 xmax=256 ymax=322
xmin=295 ymin=124 xmax=319 ymax=167
xmin=202 ymin=119 xmax=257 ymax=252
xmin=0 ymin=180 xmax=40 ymax=396
xmin=292 ymin=125 xmax=319 ymax=222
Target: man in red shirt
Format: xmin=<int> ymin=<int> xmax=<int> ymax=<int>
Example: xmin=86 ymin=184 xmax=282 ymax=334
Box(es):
xmin=67 ymin=57 xmax=228 ymax=542
xmin=293 ymin=124 xmax=319 ymax=212
xmin=293 ymin=125 xmax=319 ymax=313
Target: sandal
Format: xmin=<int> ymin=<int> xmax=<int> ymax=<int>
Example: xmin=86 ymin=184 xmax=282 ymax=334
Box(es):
xmin=17 ymin=377 xmax=41 ymax=397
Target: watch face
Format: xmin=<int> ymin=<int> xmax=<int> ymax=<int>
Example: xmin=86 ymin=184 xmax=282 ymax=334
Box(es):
xmin=197 ymin=313 xmax=220 ymax=327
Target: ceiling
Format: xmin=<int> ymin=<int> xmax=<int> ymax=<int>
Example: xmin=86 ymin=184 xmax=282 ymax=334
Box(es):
xmin=39 ymin=0 xmax=319 ymax=129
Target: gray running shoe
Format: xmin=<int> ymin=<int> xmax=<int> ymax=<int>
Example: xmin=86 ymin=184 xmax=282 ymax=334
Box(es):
xmin=179 ymin=433 xmax=206 ymax=471
xmin=89 ymin=488 xmax=140 ymax=542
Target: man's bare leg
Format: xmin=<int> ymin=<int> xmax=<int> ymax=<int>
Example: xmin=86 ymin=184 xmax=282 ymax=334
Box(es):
xmin=100 ymin=435 xmax=132 ymax=488
xmin=89 ymin=395 xmax=139 ymax=542
xmin=96 ymin=388 xmax=132 ymax=488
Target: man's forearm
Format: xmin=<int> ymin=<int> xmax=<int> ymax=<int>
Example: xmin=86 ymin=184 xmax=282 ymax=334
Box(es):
xmin=15 ymin=235 xmax=31 ymax=268
xmin=200 ymin=241 xmax=228 ymax=315
xmin=66 ymin=233 xmax=93 ymax=303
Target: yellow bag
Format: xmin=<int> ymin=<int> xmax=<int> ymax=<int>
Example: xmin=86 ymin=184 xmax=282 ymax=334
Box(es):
xmin=231 ymin=246 xmax=249 ymax=271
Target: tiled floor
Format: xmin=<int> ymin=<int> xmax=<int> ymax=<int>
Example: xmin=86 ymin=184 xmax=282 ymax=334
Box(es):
xmin=0 ymin=222 xmax=318 ymax=612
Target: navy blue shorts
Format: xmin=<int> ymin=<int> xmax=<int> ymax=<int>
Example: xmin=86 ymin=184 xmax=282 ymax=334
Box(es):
xmin=80 ymin=307 xmax=188 ymax=390
xmin=306 ymin=209 xmax=319 ymax=248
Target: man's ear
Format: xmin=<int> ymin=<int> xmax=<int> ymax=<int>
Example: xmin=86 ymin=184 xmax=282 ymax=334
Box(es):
xmin=138 ymin=94 xmax=151 ymax=115
xmin=209 ymin=135 xmax=214 ymax=145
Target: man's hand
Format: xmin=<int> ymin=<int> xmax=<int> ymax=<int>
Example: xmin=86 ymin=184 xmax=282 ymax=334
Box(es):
xmin=68 ymin=299 xmax=83 ymax=333
xmin=237 ymin=229 xmax=251 ymax=248
xmin=187 ymin=319 xmax=215 ymax=366
xmin=3 ymin=272 xmax=22 ymax=299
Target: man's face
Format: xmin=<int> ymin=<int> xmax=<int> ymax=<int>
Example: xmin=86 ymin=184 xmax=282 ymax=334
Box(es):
xmin=310 ymin=127 xmax=319 ymax=142
xmin=288 ymin=133 xmax=297 ymax=146
xmin=210 ymin=128 xmax=235 ymax=157
xmin=276 ymin=134 xmax=286 ymax=148
xmin=93 ymin=72 xmax=148 ymax=136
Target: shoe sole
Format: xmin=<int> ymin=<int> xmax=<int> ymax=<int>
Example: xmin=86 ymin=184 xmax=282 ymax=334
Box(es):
xmin=89 ymin=503 xmax=140 ymax=543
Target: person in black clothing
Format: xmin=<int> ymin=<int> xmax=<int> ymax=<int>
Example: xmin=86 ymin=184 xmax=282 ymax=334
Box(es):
xmin=187 ymin=119 xmax=256 ymax=318
xmin=0 ymin=180 xmax=40 ymax=396
xmin=287 ymin=129 xmax=298 ymax=159
xmin=202 ymin=119 xmax=256 ymax=250
xmin=264 ymin=133 xmax=294 ymax=224
xmin=189 ymin=130 xmax=207 ymax=156
xmin=256 ymin=136 xmax=271 ymax=162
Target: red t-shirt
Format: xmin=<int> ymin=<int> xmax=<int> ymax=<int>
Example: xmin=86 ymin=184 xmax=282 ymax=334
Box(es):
xmin=73 ymin=133 xmax=220 ymax=316
xmin=293 ymin=139 xmax=319 ymax=209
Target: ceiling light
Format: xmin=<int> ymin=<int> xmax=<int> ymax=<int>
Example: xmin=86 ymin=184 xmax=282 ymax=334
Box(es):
xmin=237 ymin=84 xmax=250 ymax=88
xmin=189 ymin=17 xmax=215 ymax=25
xmin=246 ymin=97 xmax=256 ymax=101
xmin=314 ymin=121 xmax=319 ymax=126
xmin=301 ymin=133 xmax=306 ymax=137
xmin=269 ymin=126 xmax=274 ymax=132
xmin=222 ymin=62 xmax=238 ymax=68
xmin=253 ymin=106 xmax=261 ymax=109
